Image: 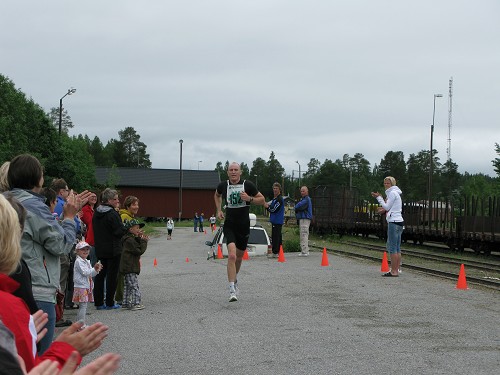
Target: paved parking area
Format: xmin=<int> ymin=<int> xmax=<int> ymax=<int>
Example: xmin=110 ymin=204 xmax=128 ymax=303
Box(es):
xmin=68 ymin=227 xmax=499 ymax=375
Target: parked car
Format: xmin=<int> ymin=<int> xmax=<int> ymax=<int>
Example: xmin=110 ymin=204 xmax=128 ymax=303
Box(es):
xmin=205 ymin=214 xmax=271 ymax=258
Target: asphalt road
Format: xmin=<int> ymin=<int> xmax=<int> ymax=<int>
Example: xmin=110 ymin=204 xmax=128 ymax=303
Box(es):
xmin=65 ymin=226 xmax=499 ymax=375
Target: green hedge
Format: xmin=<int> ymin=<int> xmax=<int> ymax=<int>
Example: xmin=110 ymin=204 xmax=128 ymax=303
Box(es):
xmin=284 ymin=238 xmax=301 ymax=253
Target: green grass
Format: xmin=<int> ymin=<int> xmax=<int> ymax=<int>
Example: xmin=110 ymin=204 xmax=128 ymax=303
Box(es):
xmin=142 ymin=215 xmax=304 ymax=253
xmin=141 ymin=218 xmax=220 ymax=235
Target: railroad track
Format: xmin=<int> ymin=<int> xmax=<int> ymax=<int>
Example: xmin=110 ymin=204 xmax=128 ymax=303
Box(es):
xmin=417 ymin=241 xmax=500 ymax=261
xmin=311 ymin=243 xmax=500 ymax=291
xmin=344 ymin=241 xmax=500 ymax=273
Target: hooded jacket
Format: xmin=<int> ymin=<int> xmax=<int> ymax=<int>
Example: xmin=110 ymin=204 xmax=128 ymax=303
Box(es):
xmin=267 ymin=194 xmax=285 ymax=225
xmin=376 ymin=185 xmax=404 ymax=223
xmin=294 ymin=195 xmax=313 ymax=220
xmin=80 ymin=203 xmax=95 ymax=246
xmin=92 ymin=204 xmax=126 ymax=259
xmin=119 ymin=232 xmax=148 ymax=274
xmin=0 ymin=274 xmax=81 ymax=372
xmin=7 ymin=189 xmax=76 ymax=303
xmin=119 ymin=208 xmax=134 ymax=222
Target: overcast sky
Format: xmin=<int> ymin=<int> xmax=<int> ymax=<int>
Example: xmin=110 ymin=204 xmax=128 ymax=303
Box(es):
xmin=1 ymin=1 xmax=499 ymax=177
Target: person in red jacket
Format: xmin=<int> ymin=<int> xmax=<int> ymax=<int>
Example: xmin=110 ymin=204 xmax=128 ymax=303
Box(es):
xmin=80 ymin=191 xmax=97 ymax=266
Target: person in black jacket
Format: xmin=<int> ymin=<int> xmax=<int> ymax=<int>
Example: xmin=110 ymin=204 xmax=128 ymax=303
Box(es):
xmin=92 ymin=188 xmax=126 ymax=310
xmin=264 ymin=182 xmax=285 ymax=258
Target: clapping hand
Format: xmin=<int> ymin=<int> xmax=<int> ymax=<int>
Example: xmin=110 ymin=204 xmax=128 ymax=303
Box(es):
xmin=54 ymin=322 xmax=109 ymax=357
xmin=94 ymin=262 xmax=103 ymax=272
xmin=59 ymin=351 xmax=121 ymax=375
xmin=32 ymin=310 xmax=48 ymax=343
xmin=26 ymin=351 xmax=120 ymax=375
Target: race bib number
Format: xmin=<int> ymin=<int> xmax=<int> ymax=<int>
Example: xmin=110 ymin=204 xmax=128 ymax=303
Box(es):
xmin=226 ymin=184 xmax=246 ymax=208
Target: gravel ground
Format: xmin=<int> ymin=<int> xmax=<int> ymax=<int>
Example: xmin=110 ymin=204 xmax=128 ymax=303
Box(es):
xmin=64 ymin=227 xmax=500 ymax=375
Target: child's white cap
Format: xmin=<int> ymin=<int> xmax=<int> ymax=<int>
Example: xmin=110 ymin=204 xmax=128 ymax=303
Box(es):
xmin=76 ymin=241 xmax=91 ymax=250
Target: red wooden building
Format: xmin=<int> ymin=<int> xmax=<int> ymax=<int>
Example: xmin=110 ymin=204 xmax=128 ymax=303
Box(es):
xmin=95 ymin=167 xmax=221 ymax=220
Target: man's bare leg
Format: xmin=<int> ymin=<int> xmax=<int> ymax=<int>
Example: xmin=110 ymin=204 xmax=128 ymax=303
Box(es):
xmin=227 ymin=244 xmax=245 ymax=301
xmin=235 ymin=248 xmax=244 ymax=275
xmin=227 ymin=242 xmax=237 ymax=282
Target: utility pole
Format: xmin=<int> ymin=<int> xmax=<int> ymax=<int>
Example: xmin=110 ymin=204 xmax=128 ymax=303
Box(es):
xmin=178 ymin=140 xmax=183 ymax=222
xmin=296 ymin=161 xmax=301 ymax=188
xmin=447 ymin=77 xmax=453 ymax=161
xmin=428 ymin=93 xmax=443 ymax=232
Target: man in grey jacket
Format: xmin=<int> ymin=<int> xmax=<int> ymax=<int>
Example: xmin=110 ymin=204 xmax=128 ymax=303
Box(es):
xmin=6 ymin=154 xmax=90 ymax=354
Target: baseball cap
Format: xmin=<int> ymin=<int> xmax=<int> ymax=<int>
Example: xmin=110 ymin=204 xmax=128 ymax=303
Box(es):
xmin=124 ymin=219 xmax=145 ymax=229
xmin=76 ymin=241 xmax=91 ymax=250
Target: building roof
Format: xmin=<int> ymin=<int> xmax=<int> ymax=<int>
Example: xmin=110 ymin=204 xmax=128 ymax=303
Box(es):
xmin=95 ymin=167 xmax=220 ymax=189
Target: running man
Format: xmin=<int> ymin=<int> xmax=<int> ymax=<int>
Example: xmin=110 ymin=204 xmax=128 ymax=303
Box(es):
xmin=214 ymin=162 xmax=265 ymax=302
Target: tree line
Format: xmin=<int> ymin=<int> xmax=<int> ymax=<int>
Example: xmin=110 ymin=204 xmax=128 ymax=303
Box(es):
xmin=216 ymin=148 xmax=499 ymax=203
xmin=0 ymin=74 xmax=151 ymax=191
xmin=1 ymin=73 xmax=499 ymax=203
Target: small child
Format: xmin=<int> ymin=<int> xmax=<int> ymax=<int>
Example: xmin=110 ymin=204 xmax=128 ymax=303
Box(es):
xmin=209 ymin=214 xmax=217 ymax=232
xmin=120 ymin=219 xmax=148 ymax=311
xmin=166 ymin=217 xmax=174 ymax=240
xmin=73 ymin=241 xmax=102 ymax=327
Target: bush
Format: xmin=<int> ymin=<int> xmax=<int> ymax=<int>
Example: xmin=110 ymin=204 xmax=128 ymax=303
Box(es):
xmin=284 ymin=238 xmax=301 ymax=253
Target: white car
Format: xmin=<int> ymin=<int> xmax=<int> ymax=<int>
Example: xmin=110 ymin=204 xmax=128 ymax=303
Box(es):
xmin=205 ymin=215 xmax=271 ymax=258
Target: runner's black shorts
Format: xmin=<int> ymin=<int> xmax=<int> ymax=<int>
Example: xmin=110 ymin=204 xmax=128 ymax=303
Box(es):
xmin=223 ymin=218 xmax=250 ymax=251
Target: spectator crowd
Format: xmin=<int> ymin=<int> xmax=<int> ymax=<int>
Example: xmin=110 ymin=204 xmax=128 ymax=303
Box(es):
xmin=0 ymin=154 xmax=155 ymax=374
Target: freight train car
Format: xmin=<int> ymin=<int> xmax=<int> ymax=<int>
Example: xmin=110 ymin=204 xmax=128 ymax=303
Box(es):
xmin=310 ymin=185 xmax=500 ymax=255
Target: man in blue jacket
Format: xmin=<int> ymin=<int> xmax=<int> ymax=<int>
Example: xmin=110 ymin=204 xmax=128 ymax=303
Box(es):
xmin=51 ymin=178 xmax=81 ymax=322
xmin=265 ymin=182 xmax=285 ymax=258
xmin=294 ymin=186 xmax=313 ymax=257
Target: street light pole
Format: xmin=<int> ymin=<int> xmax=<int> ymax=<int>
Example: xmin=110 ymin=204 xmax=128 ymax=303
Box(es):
xmin=179 ymin=139 xmax=183 ymax=222
xmin=428 ymin=93 xmax=443 ymax=231
xmin=253 ymin=174 xmax=258 ymax=189
xmin=59 ymin=88 xmax=76 ymax=136
xmin=296 ymin=161 xmax=301 ymax=188
xmin=198 ymin=160 xmax=202 ymax=170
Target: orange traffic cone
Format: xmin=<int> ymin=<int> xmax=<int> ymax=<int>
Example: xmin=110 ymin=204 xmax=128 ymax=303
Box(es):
xmin=381 ymin=252 xmax=390 ymax=273
xmin=278 ymin=246 xmax=286 ymax=262
xmin=217 ymin=244 xmax=223 ymax=259
xmin=456 ymin=264 xmax=468 ymax=289
xmin=321 ymin=248 xmax=329 ymax=266
xmin=153 ymin=258 xmax=157 ymax=267
xmin=185 ymin=257 xmax=189 ymax=263
xmin=243 ymin=249 xmax=249 ymax=260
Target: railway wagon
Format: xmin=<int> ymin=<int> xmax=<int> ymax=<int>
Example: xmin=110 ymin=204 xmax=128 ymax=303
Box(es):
xmin=310 ymin=186 xmax=500 ymax=255
xmin=454 ymin=195 xmax=500 ymax=255
xmin=311 ymin=186 xmax=358 ymax=236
